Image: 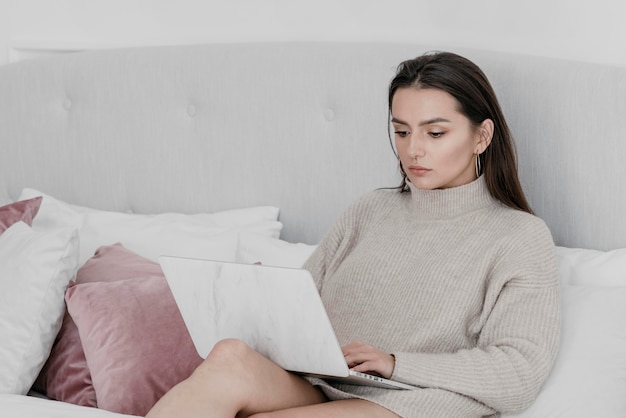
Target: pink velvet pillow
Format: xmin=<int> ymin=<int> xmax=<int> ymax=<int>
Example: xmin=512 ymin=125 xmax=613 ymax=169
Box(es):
xmin=0 ymin=196 xmax=42 ymax=233
xmin=33 ymin=244 xmax=168 ymax=407
xmin=64 ymin=250 xmax=203 ymax=415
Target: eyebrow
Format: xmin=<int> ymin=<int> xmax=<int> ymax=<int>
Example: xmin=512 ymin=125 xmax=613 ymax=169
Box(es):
xmin=391 ymin=117 xmax=452 ymax=126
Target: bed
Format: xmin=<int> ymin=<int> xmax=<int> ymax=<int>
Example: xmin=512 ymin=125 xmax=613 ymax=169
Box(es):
xmin=0 ymin=42 xmax=625 ymax=417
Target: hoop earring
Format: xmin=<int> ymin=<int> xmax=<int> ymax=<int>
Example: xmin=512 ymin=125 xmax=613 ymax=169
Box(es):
xmin=475 ymin=154 xmax=481 ymax=178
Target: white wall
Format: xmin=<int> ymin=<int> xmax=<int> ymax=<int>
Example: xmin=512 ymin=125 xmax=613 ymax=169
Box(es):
xmin=2 ymin=0 xmax=626 ymax=67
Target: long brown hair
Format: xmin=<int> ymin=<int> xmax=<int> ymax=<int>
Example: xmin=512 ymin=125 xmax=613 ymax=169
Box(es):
xmin=388 ymin=51 xmax=533 ymax=214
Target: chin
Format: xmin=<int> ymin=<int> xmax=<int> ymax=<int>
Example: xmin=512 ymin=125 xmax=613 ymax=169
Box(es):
xmin=409 ymin=171 xmax=477 ymax=190
xmin=408 ymin=178 xmax=440 ymax=190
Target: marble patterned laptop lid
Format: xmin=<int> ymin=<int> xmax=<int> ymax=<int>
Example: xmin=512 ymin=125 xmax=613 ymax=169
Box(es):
xmin=159 ymin=256 xmax=350 ymax=377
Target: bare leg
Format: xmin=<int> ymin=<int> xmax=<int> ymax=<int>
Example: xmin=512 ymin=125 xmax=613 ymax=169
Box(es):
xmin=145 ymin=338 xmax=326 ymax=418
xmin=248 ymin=399 xmax=401 ymax=418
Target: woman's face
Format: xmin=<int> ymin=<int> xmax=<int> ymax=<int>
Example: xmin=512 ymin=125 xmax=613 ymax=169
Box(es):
xmin=391 ymin=87 xmax=492 ymax=190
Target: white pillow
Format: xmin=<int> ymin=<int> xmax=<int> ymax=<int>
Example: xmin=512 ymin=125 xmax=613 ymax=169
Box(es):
xmin=502 ymin=285 xmax=626 ymax=418
xmin=236 ymin=233 xmax=317 ymax=268
xmin=0 ymin=222 xmax=79 ymax=394
xmin=556 ymin=246 xmax=626 ymax=286
xmin=19 ymin=188 xmax=282 ymax=266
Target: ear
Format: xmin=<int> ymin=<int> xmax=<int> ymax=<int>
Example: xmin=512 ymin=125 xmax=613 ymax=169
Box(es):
xmin=474 ymin=119 xmax=494 ymax=155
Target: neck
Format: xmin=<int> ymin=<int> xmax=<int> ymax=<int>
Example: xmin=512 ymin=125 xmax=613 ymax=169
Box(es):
xmin=407 ymin=176 xmax=495 ymax=219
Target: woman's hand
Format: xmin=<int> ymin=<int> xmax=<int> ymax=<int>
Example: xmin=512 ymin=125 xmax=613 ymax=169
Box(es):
xmin=341 ymin=341 xmax=396 ymax=379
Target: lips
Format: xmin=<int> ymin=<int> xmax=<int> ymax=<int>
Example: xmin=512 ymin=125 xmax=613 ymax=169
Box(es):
xmin=408 ymin=165 xmax=431 ymax=176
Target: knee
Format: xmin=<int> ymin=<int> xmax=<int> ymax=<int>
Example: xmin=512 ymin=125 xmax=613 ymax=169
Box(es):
xmin=194 ymin=338 xmax=253 ymax=375
xmin=209 ymin=338 xmax=253 ymax=361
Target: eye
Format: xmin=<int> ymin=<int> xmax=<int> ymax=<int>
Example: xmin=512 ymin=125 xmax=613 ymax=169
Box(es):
xmin=394 ymin=130 xmax=410 ymax=138
xmin=429 ymin=131 xmax=445 ymax=138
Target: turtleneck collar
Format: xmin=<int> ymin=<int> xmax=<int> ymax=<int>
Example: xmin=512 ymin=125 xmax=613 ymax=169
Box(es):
xmin=406 ymin=176 xmax=497 ymax=219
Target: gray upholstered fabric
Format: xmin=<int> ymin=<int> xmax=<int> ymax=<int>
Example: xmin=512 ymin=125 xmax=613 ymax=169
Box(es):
xmin=1 ymin=43 xmax=624 ymax=249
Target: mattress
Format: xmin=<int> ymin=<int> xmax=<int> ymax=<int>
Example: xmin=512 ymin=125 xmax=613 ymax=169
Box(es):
xmin=0 ymin=394 xmax=139 ymax=417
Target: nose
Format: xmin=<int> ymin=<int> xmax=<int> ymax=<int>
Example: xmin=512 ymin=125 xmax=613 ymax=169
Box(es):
xmin=407 ymin=133 xmax=426 ymax=159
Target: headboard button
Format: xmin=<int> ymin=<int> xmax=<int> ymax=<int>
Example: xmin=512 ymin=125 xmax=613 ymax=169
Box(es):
xmin=62 ymin=98 xmax=72 ymax=110
xmin=187 ymin=104 xmax=197 ymax=117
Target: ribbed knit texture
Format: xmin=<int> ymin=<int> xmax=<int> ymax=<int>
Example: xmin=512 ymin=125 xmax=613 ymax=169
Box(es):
xmin=303 ymin=177 xmax=560 ymax=418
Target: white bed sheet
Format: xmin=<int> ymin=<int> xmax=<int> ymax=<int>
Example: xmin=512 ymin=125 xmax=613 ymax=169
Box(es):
xmin=0 ymin=394 xmax=140 ymax=417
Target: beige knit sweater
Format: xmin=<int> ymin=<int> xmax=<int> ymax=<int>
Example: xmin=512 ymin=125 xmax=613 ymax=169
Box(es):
xmin=303 ymin=176 xmax=560 ymax=418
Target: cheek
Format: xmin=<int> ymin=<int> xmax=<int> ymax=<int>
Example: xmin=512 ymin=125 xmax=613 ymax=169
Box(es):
xmin=448 ymin=144 xmax=470 ymax=161
xmin=394 ymin=138 xmax=407 ymax=160
xmin=440 ymin=138 xmax=475 ymax=162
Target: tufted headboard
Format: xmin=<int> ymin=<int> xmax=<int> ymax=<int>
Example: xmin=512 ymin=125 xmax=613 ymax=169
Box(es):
xmin=1 ymin=42 xmax=625 ymax=249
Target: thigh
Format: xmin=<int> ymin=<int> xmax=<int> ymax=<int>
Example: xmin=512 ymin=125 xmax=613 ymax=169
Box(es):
xmin=208 ymin=339 xmax=327 ymax=413
xmin=148 ymin=339 xmax=326 ymax=418
xmin=248 ymin=398 xmax=401 ymax=418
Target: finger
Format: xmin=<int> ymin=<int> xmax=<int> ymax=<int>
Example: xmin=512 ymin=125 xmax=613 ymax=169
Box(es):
xmin=350 ymin=361 xmax=383 ymax=376
xmin=344 ymin=351 xmax=380 ymax=368
xmin=349 ymin=353 xmax=396 ymax=379
xmin=341 ymin=341 xmax=367 ymax=355
xmin=342 ymin=341 xmax=377 ymax=357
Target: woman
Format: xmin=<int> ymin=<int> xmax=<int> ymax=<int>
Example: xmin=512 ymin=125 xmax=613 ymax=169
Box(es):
xmin=146 ymin=51 xmax=560 ymax=418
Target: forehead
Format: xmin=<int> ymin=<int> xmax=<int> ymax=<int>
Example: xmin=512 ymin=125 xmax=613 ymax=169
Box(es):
xmin=391 ymin=87 xmax=462 ymax=120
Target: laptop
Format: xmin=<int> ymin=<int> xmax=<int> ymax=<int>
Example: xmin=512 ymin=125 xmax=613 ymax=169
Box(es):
xmin=159 ymin=256 xmax=416 ymax=390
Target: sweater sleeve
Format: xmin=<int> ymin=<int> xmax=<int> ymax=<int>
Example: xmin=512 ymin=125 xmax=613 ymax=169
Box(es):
xmin=302 ymin=202 xmax=349 ymax=292
xmin=303 ymin=190 xmax=384 ymax=292
xmin=390 ymin=219 xmax=561 ymax=414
